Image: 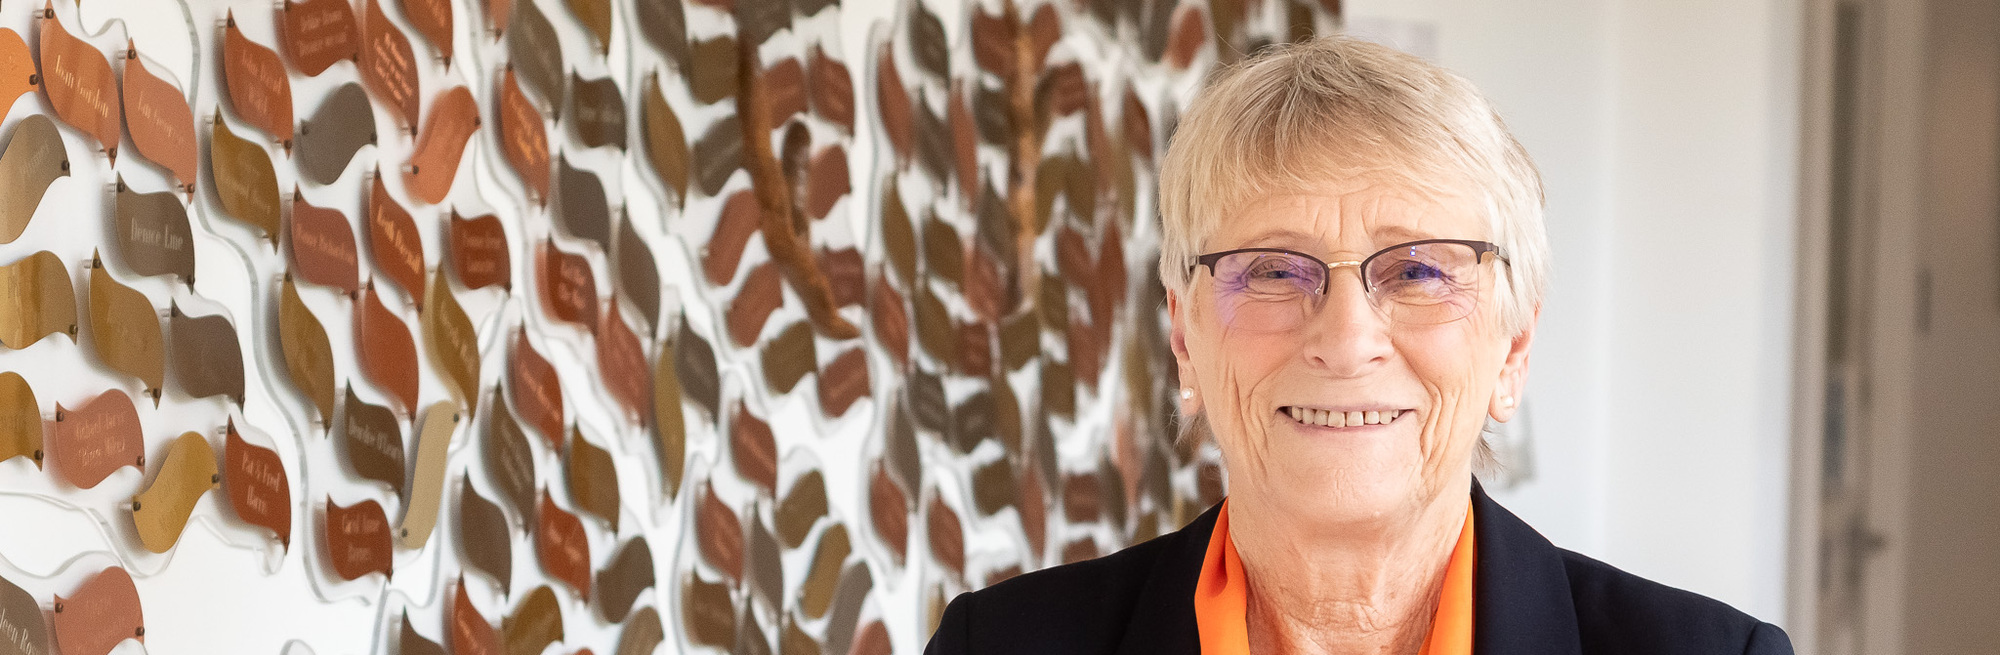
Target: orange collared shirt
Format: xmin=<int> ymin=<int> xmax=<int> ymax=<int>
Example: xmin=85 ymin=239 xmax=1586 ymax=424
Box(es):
xmin=1192 ymin=500 xmax=1477 ymax=655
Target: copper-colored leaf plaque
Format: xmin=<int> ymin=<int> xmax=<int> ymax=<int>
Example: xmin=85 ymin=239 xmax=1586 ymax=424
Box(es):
xmin=113 ymin=182 xmax=194 ymax=281
xmin=402 ymin=611 xmax=445 ymax=655
xmin=703 ymin=191 xmax=759 ymax=286
xmin=278 ymin=276 xmax=337 ymax=426
xmin=355 ymin=283 xmax=419 ymax=413
xmin=405 ymin=86 xmax=480 ymax=204
xmin=401 ymin=0 xmax=454 ymax=61
xmin=120 ymin=53 xmax=197 ymax=189
xmin=509 ymin=329 xmax=563 ymax=447
xmin=502 ymin=586 xmax=563 ymax=655
xmin=297 ymin=84 xmax=377 ymax=185
xmin=52 ymin=567 xmax=143 ymax=655
xmin=595 ymin=536 xmax=653 ymax=623
xmin=535 ymin=491 xmax=590 ymax=596
xmin=640 ymin=75 xmax=687 ymax=206
xmin=0 ymin=115 xmax=69 ymax=244
xmin=222 ymin=14 xmax=295 ymax=146
xmin=0 ymin=372 xmax=41 ymax=468
xmin=398 ymin=402 xmax=458 ymax=548
xmin=37 ymin=4 xmax=120 ymax=157
xmin=449 ymin=211 xmax=511 ymax=290
xmin=209 ymin=115 xmax=280 ymax=239
xmin=0 ymin=250 xmax=76 ymax=350
xmin=0 ymin=28 xmax=37 ymax=111
xmin=288 ymin=193 xmax=361 ymax=293
xmin=799 ymin=524 xmax=848 ymax=618
xmin=366 ymin=173 xmax=425 ymax=305
xmin=458 ymin=476 xmax=513 ymax=594
xmin=484 ymin=399 xmax=537 ymax=516
xmin=339 ymin=387 xmax=404 ymax=495
xmin=422 ymin=268 xmax=481 ymax=414
xmin=325 ymin=497 xmax=393 ymax=579
xmin=0 ymin=566 xmax=50 ymax=653
xmin=88 ymin=259 xmax=164 ymax=393
xmin=282 ymin=0 xmax=361 ymax=77
xmin=731 ymin=403 xmax=777 ymax=494
xmin=224 ymin=421 xmax=292 ymax=547
xmin=537 ymin=240 xmax=597 ymax=330
xmin=451 ymin=578 xmax=502 ymax=655
xmin=595 ymin=303 xmax=649 ymax=423
xmin=695 ymin=482 xmax=742 ymax=581
xmin=566 ymin=72 xmax=625 ymax=150
xmin=359 ymin=0 xmax=419 ymax=128
xmin=565 ymin=428 xmax=619 ymax=530
xmin=497 ymin=67 xmax=551 ymax=200
xmin=131 ymin=431 xmax=219 ymax=553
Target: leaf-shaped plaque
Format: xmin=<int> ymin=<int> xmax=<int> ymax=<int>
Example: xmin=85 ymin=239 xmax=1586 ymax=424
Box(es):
xmin=0 ymin=567 xmax=50 ymax=654
xmin=121 ymin=52 xmax=197 ymax=189
xmin=564 ymin=428 xmax=619 ymax=530
xmin=567 ymin=73 xmax=625 ymax=150
xmin=449 ymin=211 xmax=511 ymax=290
xmin=459 ymin=476 xmax=513 ymax=593
xmin=289 ymin=192 xmax=361 ymax=293
xmin=805 ymin=146 xmax=849 ymax=220
xmin=674 ymin=320 xmax=720 ymax=418
xmin=650 ymin=339 xmax=685 ymax=499
xmin=0 ymin=28 xmax=37 ymax=110
xmin=37 ymin=3 xmax=119 ymax=158
xmin=566 ymin=0 xmax=612 ymax=53
xmin=484 ymin=399 xmax=538 ymax=516
xmin=554 ymin=157 xmax=610 ymax=249
xmin=401 ymin=0 xmax=453 ymax=61
xmin=763 ymin=57 xmax=805 ymax=127
xmin=927 ymin=495 xmax=965 ymax=576
xmin=366 ymin=173 xmax=425 ymax=305
xmin=688 ymin=35 xmax=736 ymax=105
xmin=537 ymin=240 xmax=597 ymax=330
xmin=760 ymin=321 xmax=815 ymax=394
xmin=691 ymin=114 xmax=741 ymax=197
xmin=210 ymin=115 xmax=280 ymax=240
xmin=0 ymin=372 xmax=40 ymax=467
xmin=326 ymin=497 xmax=393 ymax=579
xmin=818 ymin=348 xmax=869 ymax=418
xmin=52 ymin=567 xmax=142 ymax=655
xmin=615 ymin=216 xmax=660 ymax=330
xmin=401 ymin=611 xmax=445 ymax=655
xmin=823 ymin=563 xmax=873 ymax=650
xmin=634 ymin=0 xmax=687 ymax=66
xmin=278 ymin=276 xmax=336 ymax=426
xmin=617 ymin=607 xmax=664 ymax=655
xmin=640 ymin=75 xmax=687 ymax=206
xmin=131 ymin=431 xmax=218 ymax=553
xmin=282 ymin=0 xmax=361 ymax=76
xmin=682 ymin=574 xmax=735 ymax=648
xmin=355 ymin=283 xmax=419 ymax=413
xmin=485 ymin=0 xmax=513 ymax=34
xmin=0 ymin=250 xmax=76 ymax=349
xmin=224 ymin=420 xmax=291 ymax=547
xmin=695 ymin=482 xmax=742 ymax=581
xmin=808 ymin=48 xmax=853 ymax=131
xmin=502 ymin=586 xmax=563 ymax=655
xmin=88 ymin=259 xmax=164 ymax=393
xmin=222 ymin=14 xmax=294 ymax=146
xmin=297 ymin=84 xmax=377 ymax=185
xmin=497 ymin=67 xmax=550 ymax=201
xmin=509 ymin=329 xmax=562 ymax=447
xmin=776 ymin=471 xmax=826 ymax=548
xmin=703 ymin=191 xmax=759 ymax=286
xmin=869 ymin=463 xmax=908 ymax=564
xmin=113 ymin=182 xmax=194 ymax=281
xmin=0 ymin=115 xmax=69 ymax=245
xmin=451 ymin=578 xmax=503 ymax=655
xmin=596 ymin=303 xmax=649 ymax=423
xmin=536 ymin=491 xmax=590 ymax=596
xmin=399 ymin=402 xmax=458 ymax=548
xmin=726 ymin=262 xmax=782 ymax=347
xmin=595 ymin=536 xmax=653 ymax=623
xmin=746 ymin=508 xmax=781 ymax=612
xmin=798 ymin=524 xmax=848 ymax=618
xmin=731 ymin=403 xmax=776 ymax=494
xmin=359 ymin=0 xmax=419 ymax=128
xmin=340 ymin=387 xmax=404 ymax=494
xmin=405 ymin=86 xmax=480 ymax=205
xmin=506 ymin=0 xmax=564 ymax=108
xmin=871 ymin=276 xmax=909 ymax=370
xmin=876 ymin=44 xmax=911 ymax=162
xmin=422 ymin=268 xmax=481 ymax=414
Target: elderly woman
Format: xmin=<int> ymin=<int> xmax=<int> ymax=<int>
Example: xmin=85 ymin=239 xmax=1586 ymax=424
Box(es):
xmin=925 ymin=36 xmax=1791 ymax=655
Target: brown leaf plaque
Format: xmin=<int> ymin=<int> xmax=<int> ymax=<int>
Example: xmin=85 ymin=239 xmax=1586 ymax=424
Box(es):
xmin=113 ymin=182 xmax=194 ymax=282
xmin=692 ymin=114 xmax=742 ymax=197
xmin=870 ymin=276 xmax=909 ymax=371
xmin=746 ymin=509 xmax=781 ymax=611
xmin=617 ymin=607 xmax=665 ymax=655
xmin=876 ymin=44 xmax=911 ymax=162
xmin=366 ymin=173 xmax=425 ymax=305
xmin=401 ymin=0 xmax=454 ymax=61
xmin=209 ymin=115 xmax=280 ymax=239
xmin=50 ymin=389 xmax=142 ymax=488
xmin=808 ymin=48 xmax=853 ymax=130
xmin=0 ymin=114 xmax=67 ymax=245
xmin=131 ymin=431 xmax=219 ymax=553
xmin=282 ymin=0 xmax=361 ymax=76
xmin=567 ymin=0 xmax=613 ymax=53
xmin=798 ymin=523 xmax=848 ymax=618
xmin=399 ymin=402 xmax=459 ymax=548
xmin=763 ymin=57 xmax=805 ymax=127
xmin=509 ymin=329 xmax=563 ymax=447
xmin=458 ymin=476 xmax=513 ymax=594
xmin=674 ymin=320 xmax=720 ymax=418
xmin=536 ymin=240 xmax=597 ymax=331
xmin=726 ymin=262 xmax=782 ymax=347
xmin=0 ymin=372 xmax=41 ymax=468
xmin=0 ymin=566 xmax=50 ymax=653
xmin=615 ymin=216 xmax=661 ymax=330
xmin=52 ymin=567 xmax=143 ymax=655
xmin=355 ymin=283 xmax=419 ymax=413
xmin=595 ymin=536 xmax=654 ymax=623
xmin=359 ymin=0 xmax=419 ymax=128
xmin=88 ymin=259 xmax=164 ymax=393
xmin=325 ymin=497 xmax=393 ymax=579
xmin=688 ymin=35 xmax=737 ymax=105
xmin=402 ymin=611 xmax=446 ymax=655
xmin=449 ymin=210 xmax=511 ymax=290
xmin=681 ymin=574 xmax=735 ymax=648
xmin=120 ymin=52 xmax=197 ymax=189
xmin=535 ymin=491 xmax=591 ymax=596
xmin=37 ymin=3 xmax=120 ymax=157
xmin=497 ymin=67 xmax=551 ymax=201
xmin=565 ymin=428 xmax=620 ymax=530
xmin=633 ymin=0 xmax=687 ymax=65
xmin=278 ymin=276 xmax=336 ymax=426
xmin=451 ymin=578 xmax=502 ymax=655
xmin=731 ymin=403 xmax=777 ymax=494
xmin=760 ymin=321 xmax=815 ymax=394
xmin=297 ymin=84 xmax=377 ymax=185
xmin=927 ymin=494 xmax=965 ymax=576
xmin=502 ymin=586 xmax=563 ymax=655
xmin=483 ymin=399 xmax=538 ymax=517
xmin=567 ymin=72 xmax=625 ymax=150
xmin=222 ymin=14 xmax=295 ymax=146
xmin=651 ymin=335 xmax=686 ymax=500
xmin=640 ymin=75 xmax=688 ymax=206
xmin=340 ymin=387 xmax=405 ymax=495
xmin=703 ymin=190 xmax=760 ymax=286
xmin=421 ymin=268 xmax=481 ymax=414
xmin=224 ymin=420 xmax=292 ymax=548
xmin=288 ymin=192 xmax=361 ymax=293
xmin=405 ymin=86 xmax=481 ymax=205
xmin=776 ymin=471 xmax=827 ymax=548
xmin=805 ymin=146 xmax=849 ymax=220
xmin=695 ymin=482 xmax=743 ymax=581
xmin=554 ymin=157 xmax=610 ymax=249
xmin=506 ymin=0 xmax=564 ymax=108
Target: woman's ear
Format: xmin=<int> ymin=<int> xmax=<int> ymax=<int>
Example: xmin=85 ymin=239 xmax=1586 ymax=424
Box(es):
xmin=1168 ymin=287 xmax=1202 ymax=416
xmin=1489 ymin=305 xmax=1540 ymax=422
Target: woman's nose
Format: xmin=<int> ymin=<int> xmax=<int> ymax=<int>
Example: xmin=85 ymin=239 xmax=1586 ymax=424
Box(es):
xmin=1301 ymin=266 xmax=1394 ymax=377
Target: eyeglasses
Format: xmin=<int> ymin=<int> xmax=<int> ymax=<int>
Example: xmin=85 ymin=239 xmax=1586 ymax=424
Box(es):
xmin=1189 ymin=239 xmax=1507 ymax=331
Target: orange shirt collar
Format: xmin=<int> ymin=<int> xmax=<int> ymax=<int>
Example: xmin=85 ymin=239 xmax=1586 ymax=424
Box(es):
xmin=1193 ymin=499 xmax=1477 ymax=655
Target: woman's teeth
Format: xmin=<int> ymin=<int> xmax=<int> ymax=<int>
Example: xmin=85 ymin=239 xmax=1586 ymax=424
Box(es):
xmin=1284 ymin=406 xmax=1403 ymax=428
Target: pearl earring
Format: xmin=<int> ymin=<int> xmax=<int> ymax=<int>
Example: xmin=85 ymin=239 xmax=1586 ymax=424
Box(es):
xmin=1501 ymin=395 xmax=1516 ymax=409
xmin=1180 ymin=388 xmax=1194 ymax=400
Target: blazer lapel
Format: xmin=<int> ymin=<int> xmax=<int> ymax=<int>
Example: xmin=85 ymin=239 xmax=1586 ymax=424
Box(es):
xmin=1471 ymin=481 xmax=1586 ymax=655
xmin=1111 ymin=503 xmax=1218 ymax=655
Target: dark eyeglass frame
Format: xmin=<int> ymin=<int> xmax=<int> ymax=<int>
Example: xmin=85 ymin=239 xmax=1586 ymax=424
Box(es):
xmin=1189 ymin=239 xmax=1509 ymax=295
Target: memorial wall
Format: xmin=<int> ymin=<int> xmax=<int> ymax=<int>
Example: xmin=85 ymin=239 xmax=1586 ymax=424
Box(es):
xmin=0 ymin=0 xmax=1337 ymax=652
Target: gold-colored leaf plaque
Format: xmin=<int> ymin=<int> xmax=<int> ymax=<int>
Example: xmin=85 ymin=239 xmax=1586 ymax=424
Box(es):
xmin=325 ymin=497 xmax=392 ymax=579
xmin=0 ymin=372 xmax=41 ymax=468
xmin=0 ymin=250 xmax=77 ymax=349
xmin=422 ymin=268 xmax=481 ymax=414
xmin=278 ymin=276 xmax=336 ymax=426
xmin=359 ymin=0 xmax=419 ymax=128
xmin=88 ymin=258 xmax=164 ymax=393
xmin=222 ymin=14 xmax=294 ymax=146
xmin=288 ymin=192 xmax=361 ymax=293
xmin=130 ymin=431 xmax=219 ymax=553
xmin=535 ymin=491 xmax=590 ymax=596
xmin=640 ymin=75 xmax=688 ymax=206
xmin=405 ymin=86 xmax=480 ymax=205
xmin=564 ymin=427 xmax=619 ymax=530
xmin=120 ymin=51 xmax=197 ymax=190
xmin=565 ymin=0 xmax=612 ymax=54
xmin=776 ymin=470 xmax=827 ymax=548
xmin=37 ymin=2 xmax=120 ymax=158
xmin=798 ymin=524 xmax=849 ymax=618
xmin=209 ymin=115 xmax=280 ymax=240
xmin=651 ymin=330 xmax=685 ymax=499
xmin=224 ymin=420 xmax=292 ymax=548
xmin=282 ymin=0 xmax=361 ymax=77
xmin=398 ymin=402 xmax=458 ymax=548
xmin=339 ymin=387 xmax=404 ymax=496
xmin=501 ymin=585 xmax=562 ymax=655
xmin=0 ymin=114 xmax=69 ymax=244
xmin=760 ymin=321 xmax=815 ymax=394
xmin=355 ymin=283 xmax=419 ymax=414
xmin=52 ymin=567 xmax=143 ymax=655
xmin=113 ymin=182 xmax=194 ymax=281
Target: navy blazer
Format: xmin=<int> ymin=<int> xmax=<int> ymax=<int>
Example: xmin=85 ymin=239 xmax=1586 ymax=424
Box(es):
xmin=925 ymin=482 xmax=1792 ymax=654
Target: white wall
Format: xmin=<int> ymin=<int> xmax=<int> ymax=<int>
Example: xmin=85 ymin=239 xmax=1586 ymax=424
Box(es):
xmin=1345 ymin=0 xmax=1801 ymax=624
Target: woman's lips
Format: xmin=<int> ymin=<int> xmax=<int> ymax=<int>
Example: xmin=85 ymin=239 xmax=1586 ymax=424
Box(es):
xmin=1280 ymin=406 xmax=1410 ymax=428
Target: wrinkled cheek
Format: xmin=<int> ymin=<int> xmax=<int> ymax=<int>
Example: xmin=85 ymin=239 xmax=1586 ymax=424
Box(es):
xmin=1205 ymin=324 xmax=1274 ymax=485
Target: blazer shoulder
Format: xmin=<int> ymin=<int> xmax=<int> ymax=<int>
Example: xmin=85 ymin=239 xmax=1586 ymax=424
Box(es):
xmin=925 ymin=532 xmax=1187 ymax=655
xmin=1558 ymin=549 xmax=1794 ymax=655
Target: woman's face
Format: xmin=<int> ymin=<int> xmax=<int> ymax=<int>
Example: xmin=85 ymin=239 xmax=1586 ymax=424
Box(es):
xmin=1169 ymin=173 xmax=1536 ymax=532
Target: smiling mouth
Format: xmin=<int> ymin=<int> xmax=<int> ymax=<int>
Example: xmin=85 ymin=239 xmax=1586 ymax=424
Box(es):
xmin=1281 ymin=406 xmax=1411 ymax=428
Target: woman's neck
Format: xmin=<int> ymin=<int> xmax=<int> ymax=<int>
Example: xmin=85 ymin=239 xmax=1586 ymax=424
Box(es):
xmin=1229 ymin=489 xmax=1470 ymax=655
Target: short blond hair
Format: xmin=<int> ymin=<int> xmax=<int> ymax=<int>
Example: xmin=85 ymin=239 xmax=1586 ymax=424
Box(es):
xmin=1157 ymin=36 xmax=1549 ymax=336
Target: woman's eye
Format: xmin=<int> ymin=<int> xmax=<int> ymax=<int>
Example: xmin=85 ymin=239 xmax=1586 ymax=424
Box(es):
xmin=1385 ymin=261 xmax=1449 ymax=283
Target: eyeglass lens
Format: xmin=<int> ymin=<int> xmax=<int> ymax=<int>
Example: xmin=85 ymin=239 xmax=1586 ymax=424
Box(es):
xmin=1209 ymin=242 xmax=1488 ymax=331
